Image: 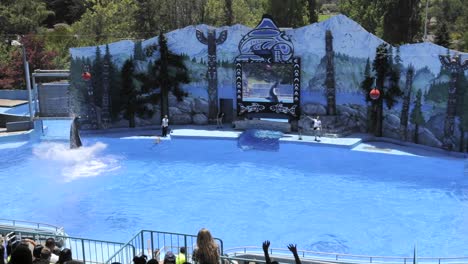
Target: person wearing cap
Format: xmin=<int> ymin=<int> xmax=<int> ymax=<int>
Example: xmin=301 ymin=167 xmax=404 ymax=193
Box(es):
xmin=164 ymin=251 xmax=176 ymax=264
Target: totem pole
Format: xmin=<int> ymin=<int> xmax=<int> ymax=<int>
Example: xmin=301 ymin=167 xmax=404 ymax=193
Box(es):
xmin=196 ymin=28 xmax=227 ymax=122
xmin=399 ymin=66 xmax=414 ymax=141
xmin=101 ymin=59 xmax=110 ymax=129
xmin=82 ymin=64 xmax=97 ymax=129
xmin=439 ymin=54 xmax=468 ymax=150
xmin=325 ymin=30 xmax=336 ymax=115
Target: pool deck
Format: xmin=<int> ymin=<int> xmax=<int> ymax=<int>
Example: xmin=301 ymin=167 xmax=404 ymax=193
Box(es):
xmin=1 ymin=123 xmax=466 ymax=159
xmin=169 ymin=126 xmax=466 ymax=159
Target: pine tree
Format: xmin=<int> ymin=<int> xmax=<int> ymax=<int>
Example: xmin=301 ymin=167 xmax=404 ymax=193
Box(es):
xmin=360 ymin=58 xmax=375 ymax=132
xmin=400 ymin=65 xmax=414 ymax=141
xmin=153 ymin=32 xmax=190 ymax=120
xmin=307 ymin=0 xmax=318 ymax=24
xmin=121 ymin=59 xmax=138 ymax=128
xmin=410 ymin=89 xmax=425 ymax=144
xmin=225 ymin=0 xmax=234 ymax=25
xmin=371 ymin=43 xmax=402 ymax=136
xmin=360 ymin=58 xmax=374 ymax=101
xmin=435 ymin=22 xmax=450 ymax=48
xmin=92 ymin=46 xmax=103 ymax=107
xmin=133 ymin=41 xmax=145 ymax=61
xmin=324 ymin=30 xmax=336 ymax=115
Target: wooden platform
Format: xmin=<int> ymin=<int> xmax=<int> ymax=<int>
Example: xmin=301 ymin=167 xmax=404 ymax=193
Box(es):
xmin=0 ymin=99 xmax=27 ymax=107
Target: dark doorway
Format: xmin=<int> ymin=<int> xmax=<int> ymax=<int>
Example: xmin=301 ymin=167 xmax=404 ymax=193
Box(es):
xmin=219 ymin=98 xmax=234 ymax=123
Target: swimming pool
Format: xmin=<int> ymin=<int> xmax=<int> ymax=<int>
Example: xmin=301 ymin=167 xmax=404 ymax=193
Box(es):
xmin=0 ymin=133 xmax=466 ymax=258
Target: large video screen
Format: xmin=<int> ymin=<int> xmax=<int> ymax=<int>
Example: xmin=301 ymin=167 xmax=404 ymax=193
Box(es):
xmin=242 ymin=63 xmax=294 ymax=103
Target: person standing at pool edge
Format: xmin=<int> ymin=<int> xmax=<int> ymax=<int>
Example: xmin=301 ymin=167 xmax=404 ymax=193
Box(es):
xmin=162 ymin=115 xmax=169 ymax=137
xmin=306 ymin=115 xmax=322 ymax=141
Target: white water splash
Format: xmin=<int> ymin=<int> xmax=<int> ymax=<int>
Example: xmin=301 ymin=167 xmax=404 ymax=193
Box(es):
xmin=32 ymin=142 xmax=121 ymax=182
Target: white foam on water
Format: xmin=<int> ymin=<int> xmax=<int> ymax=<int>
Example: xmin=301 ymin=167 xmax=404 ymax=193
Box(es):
xmin=32 ymin=142 xmax=121 ymax=182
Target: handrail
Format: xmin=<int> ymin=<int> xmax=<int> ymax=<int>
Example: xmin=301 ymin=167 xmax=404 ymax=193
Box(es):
xmin=105 ymin=230 xmax=224 ymax=264
xmin=224 ymin=246 xmax=468 ymax=264
xmin=4 ymin=229 xmax=125 ymax=264
xmin=0 ymin=218 xmax=64 ymax=233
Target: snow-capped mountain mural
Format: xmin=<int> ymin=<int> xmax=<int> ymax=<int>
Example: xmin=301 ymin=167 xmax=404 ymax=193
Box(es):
xmin=69 ymin=14 xmax=468 ymax=152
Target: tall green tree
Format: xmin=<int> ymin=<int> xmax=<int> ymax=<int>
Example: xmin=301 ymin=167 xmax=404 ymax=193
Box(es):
xmin=153 ymin=32 xmax=190 ymax=119
xmin=72 ymin=0 xmax=137 ymax=44
xmin=307 ymin=0 xmax=318 ymax=24
xmin=434 ymin=22 xmax=450 ymax=47
xmin=225 ymin=0 xmax=234 ymax=25
xmin=410 ymin=89 xmax=425 ymax=144
xmin=360 ymin=58 xmax=375 ymax=133
xmin=382 ymin=0 xmax=422 ymax=44
xmin=121 ymin=59 xmax=138 ymax=128
xmin=92 ymin=46 xmax=103 ymax=107
xmin=339 ymin=0 xmax=384 ymax=36
xmin=0 ymin=0 xmax=53 ymax=39
xmin=371 ymin=43 xmax=402 ymax=136
xmin=43 ymin=0 xmax=87 ymax=26
xmin=340 ymin=0 xmax=422 ymax=45
xmin=267 ymin=0 xmax=308 ymax=28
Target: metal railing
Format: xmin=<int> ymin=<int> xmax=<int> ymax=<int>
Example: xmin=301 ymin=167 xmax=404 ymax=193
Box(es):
xmin=0 ymin=218 xmax=65 ymax=235
xmin=106 ymin=230 xmax=224 ymax=264
xmin=224 ymin=246 xmax=468 ymax=264
xmin=2 ymin=230 xmax=124 ymax=264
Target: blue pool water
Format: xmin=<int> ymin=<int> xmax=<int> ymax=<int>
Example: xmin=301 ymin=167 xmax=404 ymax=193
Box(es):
xmin=0 ymin=134 xmax=467 ymax=257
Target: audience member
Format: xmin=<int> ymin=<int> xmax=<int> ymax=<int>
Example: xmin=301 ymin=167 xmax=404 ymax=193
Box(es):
xmin=261 ymin=241 xmax=278 ymax=264
xmin=57 ymin=248 xmax=82 ymax=264
xmin=176 ymin=247 xmax=186 ymax=264
xmin=35 ymin=248 xmax=51 ymax=264
xmin=0 ymin=244 xmax=5 ymax=264
xmin=146 ymin=259 xmax=158 ymax=264
xmin=32 ymin=245 xmax=44 ymax=264
xmin=133 ymin=255 xmax=147 ymax=264
xmin=287 ymin=244 xmax=301 ymax=264
xmin=164 ymin=251 xmax=176 ymax=264
xmin=192 ymin=228 xmax=219 ymax=264
xmin=45 ymin=238 xmax=59 ymax=263
xmin=8 ymin=243 xmax=32 ymax=264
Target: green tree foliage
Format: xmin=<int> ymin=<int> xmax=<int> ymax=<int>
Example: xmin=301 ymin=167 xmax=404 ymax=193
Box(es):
xmin=430 ymin=0 xmax=468 ymax=51
xmin=43 ymin=0 xmax=87 ymax=26
xmin=410 ymin=89 xmax=425 ymax=143
xmin=339 ymin=0 xmax=384 ymax=36
xmin=0 ymin=34 xmax=57 ymax=89
xmin=103 ymin=44 xmax=121 ymax=121
xmin=370 ymin=43 xmax=402 ymax=136
xmin=382 ymin=0 xmax=422 ymax=44
xmin=71 ymin=0 xmax=137 ymax=44
xmin=92 ymin=46 xmax=103 ymax=106
xmin=133 ymin=41 xmax=145 ymax=61
xmin=40 ymin=24 xmax=78 ymax=68
xmin=153 ymin=32 xmax=190 ymax=118
xmin=121 ymin=59 xmax=139 ymax=128
xmin=0 ymin=0 xmax=53 ymax=39
xmin=307 ymin=0 xmax=319 ymax=24
xmin=360 ymin=58 xmax=374 ymax=101
xmin=267 ymin=0 xmax=308 ymax=28
xmin=340 ymin=0 xmax=422 ymax=45
xmin=434 ymin=22 xmax=450 ymax=47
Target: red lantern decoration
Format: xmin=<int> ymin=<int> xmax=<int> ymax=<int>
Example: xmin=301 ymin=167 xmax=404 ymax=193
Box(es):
xmin=369 ymin=88 xmax=380 ymax=100
xmin=81 ymin=72 xmax=92 ymax=81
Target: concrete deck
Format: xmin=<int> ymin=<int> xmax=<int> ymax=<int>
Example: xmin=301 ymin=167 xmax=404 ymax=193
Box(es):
xmin=0 ymin=99 xmax=27 ymax=107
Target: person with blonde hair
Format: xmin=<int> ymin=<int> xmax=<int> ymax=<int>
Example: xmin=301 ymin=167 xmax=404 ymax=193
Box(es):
xmin=192 ymin=228 xmax=219 ymax=264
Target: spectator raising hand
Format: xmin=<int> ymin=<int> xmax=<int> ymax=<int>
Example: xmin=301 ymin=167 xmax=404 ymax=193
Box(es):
xmin=287 ymin=244 xmax=301 ymax=264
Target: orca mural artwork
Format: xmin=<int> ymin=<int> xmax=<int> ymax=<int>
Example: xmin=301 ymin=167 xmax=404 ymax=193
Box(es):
xmin=236 ymin=15 xmax=300 ymax=117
